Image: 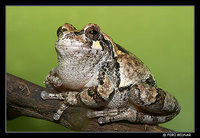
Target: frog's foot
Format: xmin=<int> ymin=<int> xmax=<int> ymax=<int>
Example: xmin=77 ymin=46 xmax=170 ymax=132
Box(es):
xmin=86 ymin=108 xmax=128 ymax=124
xmin=53 ymin=102 xmax=69 ymax=120
xmin=45 ymin=74 xmax=63 ymax=88
xmin=87 ymin=109 xmax=120 ymax=118
xmin=44 ymin=68 xmax=63 ymax=90
xmin=41 ymin=91 xmax=69 ymax=120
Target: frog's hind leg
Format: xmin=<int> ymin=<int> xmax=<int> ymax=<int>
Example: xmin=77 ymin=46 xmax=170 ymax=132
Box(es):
xmin=129 ymin=83 xmax=181 ymax=121
xmin=87 ymin=106 xmax=179 ymax=125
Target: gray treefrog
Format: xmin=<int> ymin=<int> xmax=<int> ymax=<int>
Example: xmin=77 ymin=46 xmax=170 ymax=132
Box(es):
xmin=41 ymin=23 xmax=180 ymax=124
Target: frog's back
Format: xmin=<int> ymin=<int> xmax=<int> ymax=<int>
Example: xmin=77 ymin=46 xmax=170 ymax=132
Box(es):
xmin=114 ymin=43 xmax=156 ymax=88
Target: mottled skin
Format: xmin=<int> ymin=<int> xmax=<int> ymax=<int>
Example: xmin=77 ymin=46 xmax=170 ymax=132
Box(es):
xmin=41 ymin=23 xmax=180 ymax=124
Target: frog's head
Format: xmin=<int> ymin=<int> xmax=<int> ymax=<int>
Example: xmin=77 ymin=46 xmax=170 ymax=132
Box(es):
xmin=55 ymin=23 xmax=118 ymax=89
xmin=55 ymin=23 xmax=117 ymax=62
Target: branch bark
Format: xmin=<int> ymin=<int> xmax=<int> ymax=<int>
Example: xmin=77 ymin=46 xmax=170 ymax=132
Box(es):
xmin=6 ymin=73 xmax=173 ymax=132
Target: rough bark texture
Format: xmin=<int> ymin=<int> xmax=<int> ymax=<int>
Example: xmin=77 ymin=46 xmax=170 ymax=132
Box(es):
xmin=6 ymin=73 xmax=173 ymax=132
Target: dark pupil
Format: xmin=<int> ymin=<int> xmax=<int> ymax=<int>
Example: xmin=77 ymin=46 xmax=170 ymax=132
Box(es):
xmin=62 ymin=28 xmax=68 ymax=32
xmin=89 ymin=30 xmax=98 ymax=35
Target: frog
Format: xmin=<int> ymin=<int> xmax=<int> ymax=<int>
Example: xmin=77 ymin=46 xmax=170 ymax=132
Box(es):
xmin=41 ymin=23 xmax=180 ymax=125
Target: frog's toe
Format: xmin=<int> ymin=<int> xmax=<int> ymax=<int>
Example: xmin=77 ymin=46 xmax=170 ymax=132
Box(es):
xmin=41 ymin=91 xmax=48 ymax=100
xmin=53 ymin=113 xmax=61 ymax=120
xmin=98 ymin=117 xmax=107 ymax=124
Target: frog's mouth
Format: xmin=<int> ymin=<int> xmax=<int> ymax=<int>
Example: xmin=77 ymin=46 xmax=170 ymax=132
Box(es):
xmin=56 ymin=44 xmax=90 ymax=51
xmin=55 ymin=38 xmax=91 ymax=56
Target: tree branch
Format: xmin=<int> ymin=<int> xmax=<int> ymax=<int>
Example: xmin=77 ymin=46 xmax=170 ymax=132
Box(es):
xmin=6 ymin=73 xmax=173 ymax=132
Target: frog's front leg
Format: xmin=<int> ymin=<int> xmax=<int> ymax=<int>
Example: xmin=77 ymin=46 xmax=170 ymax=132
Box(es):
xmin=41 ymin=73 xmax=115 ymax=120
xmin=41 ymin=91 xmax=74 ymax=120
xmin=41 ymin=87 xmax=114 ymax=120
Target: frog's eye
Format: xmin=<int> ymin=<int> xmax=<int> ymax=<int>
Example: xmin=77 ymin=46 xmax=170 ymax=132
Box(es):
xmin=57 ymin=23 xmax=76 ymax=37
xmin=85 ymin=26 xmax=100 ymax=41
xmin=57 ymin=26 xmax=66 ymax=37
xmin=89 ymin=30 xmax=98 ymax=35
